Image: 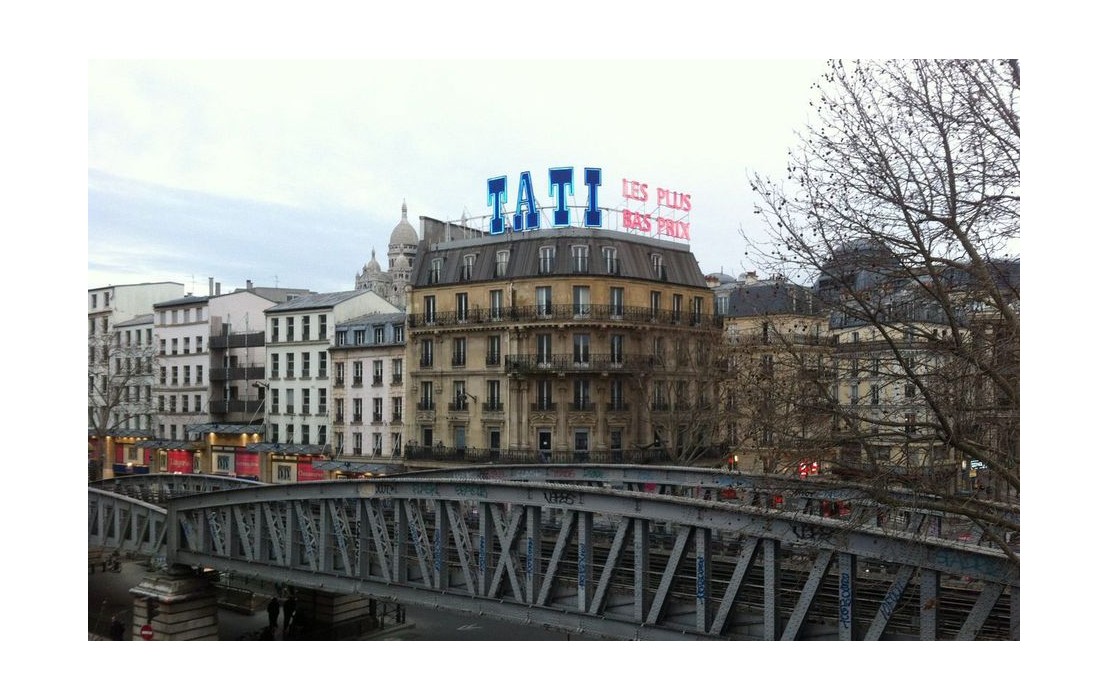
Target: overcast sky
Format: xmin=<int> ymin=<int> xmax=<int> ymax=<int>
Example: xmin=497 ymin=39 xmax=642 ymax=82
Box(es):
xmin=88 ymin=59 xmax=830 ymax=294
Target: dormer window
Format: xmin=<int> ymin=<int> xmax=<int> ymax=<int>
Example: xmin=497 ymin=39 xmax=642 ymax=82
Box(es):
xmin=461 ymin=254 xmax=475 ymax=281
xmin=539 ymin=246 xmax=555 ymax=274
xmin=430 ymin=258 xmax=443 ymax=284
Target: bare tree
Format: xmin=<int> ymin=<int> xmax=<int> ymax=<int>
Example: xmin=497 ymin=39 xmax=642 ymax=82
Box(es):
xmin=88 ymin=327 xmax=158 ymax=478
xmin=745 ymin=60 xmax=1019 ymax=549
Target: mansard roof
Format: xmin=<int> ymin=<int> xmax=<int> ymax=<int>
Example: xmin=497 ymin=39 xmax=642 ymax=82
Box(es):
xmin=411 ymin=225 xmax=708 ymax=289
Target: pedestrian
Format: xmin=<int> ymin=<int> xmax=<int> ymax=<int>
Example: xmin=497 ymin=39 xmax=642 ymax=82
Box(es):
xmin=109 ymin=615 xmax=125 ymax=641
xmin=267 ymin=596 xmax=280 ymax=629
xmin=283 ymin=594 xmax=297 ymax=634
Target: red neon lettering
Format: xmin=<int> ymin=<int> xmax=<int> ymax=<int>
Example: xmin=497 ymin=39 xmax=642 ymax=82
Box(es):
xmin=622 ymin=179 xmax=648 ymax=202
xmin=656 ymin=188 xmax=692 ymax=212
xmin=656 ymin=217 xmax=690 ymax=240
xmin=622 ymin=209 xmax=652 ymax=233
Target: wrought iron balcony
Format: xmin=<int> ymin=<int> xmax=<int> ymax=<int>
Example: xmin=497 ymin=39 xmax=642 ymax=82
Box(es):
xmin=504 ymin=354 xmax=655 ymax=374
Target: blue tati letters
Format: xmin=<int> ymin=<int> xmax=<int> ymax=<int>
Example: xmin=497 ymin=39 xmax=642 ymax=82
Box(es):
xmin=487 ymin=166 xmax=603 ymax=234
xmin=549 ymin=166 xmax=573 ymax=227
xmin=513 ymin=171 xmax=540 ymax=232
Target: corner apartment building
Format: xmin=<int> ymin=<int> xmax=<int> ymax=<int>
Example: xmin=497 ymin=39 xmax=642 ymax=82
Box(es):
xmin=404 ymin=217 xmax=718 ymax=464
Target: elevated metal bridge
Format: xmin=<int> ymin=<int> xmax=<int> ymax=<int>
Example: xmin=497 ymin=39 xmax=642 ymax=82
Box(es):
xmin=88 ymin=467 xmax=1018 ymax=641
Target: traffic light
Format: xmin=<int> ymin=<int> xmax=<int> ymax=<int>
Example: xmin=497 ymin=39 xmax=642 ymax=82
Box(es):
xmin=146 ymin=597 xmax=160 ymax=623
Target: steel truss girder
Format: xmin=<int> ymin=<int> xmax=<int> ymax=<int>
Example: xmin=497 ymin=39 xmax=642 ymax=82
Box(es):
xmin=147 ymin=479 xmax=1016 ymax=640
xmin=87 ymin=488 xmax=167 ymax=555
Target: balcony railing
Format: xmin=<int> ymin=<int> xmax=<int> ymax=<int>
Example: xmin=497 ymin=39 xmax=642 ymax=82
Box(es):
xmin=408 ymin=304 xmax=722 ymax=330
xmin=209 ymin=331 xmax=266 ymax=349
xmin=210 ymin=365 xmax=266 ymax=381
xmin=482 ymin=401 xmax=504 ymax=412
xmin=403 ymin=443 xmax=715 ymax=466
xmin=504 ymin=354 xmax=657 ymax=374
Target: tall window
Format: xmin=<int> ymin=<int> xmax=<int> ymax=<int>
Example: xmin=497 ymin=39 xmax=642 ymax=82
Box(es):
xmin=571 ymin=245 xmax=589 ymax=273
xmin=603 ymin=246 xmax=618 ymax=274
xmin=302 ymin=388 xmax=310 ymax=414
xmin=430 ymin=258 xmax=442 ymax=284
xmin=536 ymin=379 xmax=553 ymax=409
xmin=495 ymin=250 xmax=510 ymax=277
xmin=374 ymin=326 xmax=385 ymax=344
xmin=671 ymin=294 xmax=683 ymax=323
xmin=651 ymin=254 xmax=665 ymax=280
xmin=573 ymin=333 xmax=590 ymax=364
xmin=420 ymin=339 xmax=434 ymax=367
xmin=420 ymin=381 xmax=434 ymax=410
xmin=335 ymin=397 xmax=344 ymax=422
xmin=318 ymin=351 xmax=327 ymax=377
xmin=392 ymin=396 xmax=403 ymax=422
xmin=610 ymin=334 xmax=624 ymax=364
xmin=391 ymin=358 xmax=403 ymax=383
xmin=372 ymin=360 xmax=383 ymax=385
xmin=650 ymin=291 xmax=662 ymax=318
xmin=536 ymin=333 xmax=552 ymax=365
xmin=424 ymin=295 xmax=437 ymax=323
xmin=286 ymin=353 xmax=294 ymax=377
xmin=302 ymin=315 xmax=310 ymax=340
xmin=335 ymin=361 xmax=345 ymax=385
xmin=536 ymin=286 xmax=552 ymax=316
xmin=353 ymin=361 xmax=364 ymax=385
xmin=452 ymin=337 xmax=467 ymax=367
xmin=353 ymin=398 xmax=363 ymax=422
xmin=302 ymin=352 xmax=310 ymax=378
xmin=461 ymin=254 xmax=475 ymax=281
xmin=486 ymin=335 xmax=501 ymax=366
xmin=453 ymin=381 xmax=468 ymax=410
xmin=610 ymin=287 xmax=624 ymax=318
xmin=456 ymin=292 xmax=469 ymax=321
xmin=372 ymin=398 xmax=383 ymax=423
xmin=539 ymin=246 xmax=555 ymax=274
xmin=319 ymin=314 xmax=327 ymax=340
xmin=486 ymin=380 xmax=501 ymax=410
xmin=573 ymin=379 xmax=591 ymax=409
xmin=489 ymin=289 xmax=503 ymax=320
xmin=610 ymin=379 xmax=625 ymax=409
xmin=572 ymin=285 xmax=590 ymax=316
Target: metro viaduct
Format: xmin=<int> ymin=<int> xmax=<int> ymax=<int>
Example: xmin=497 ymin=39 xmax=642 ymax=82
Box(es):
xmin=88 ymin=470 xmax=1018 ymax=641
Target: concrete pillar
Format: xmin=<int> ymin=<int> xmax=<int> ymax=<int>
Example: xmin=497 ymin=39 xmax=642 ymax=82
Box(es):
xmin=129 ymin=565 xmax=218 ymax=641
xmin=293 ymin=589 xmax=377 ymax=640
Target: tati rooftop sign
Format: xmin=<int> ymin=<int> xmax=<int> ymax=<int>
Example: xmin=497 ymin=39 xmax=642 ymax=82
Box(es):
xmin=486 ymin=166 xmax=692 ymax=240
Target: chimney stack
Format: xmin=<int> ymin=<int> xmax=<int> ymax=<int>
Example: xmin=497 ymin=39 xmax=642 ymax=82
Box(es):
xmin=208 ymin=277 xmax=214 ymax=296
xmin=215 ymin=282 xmax=221 ymax=296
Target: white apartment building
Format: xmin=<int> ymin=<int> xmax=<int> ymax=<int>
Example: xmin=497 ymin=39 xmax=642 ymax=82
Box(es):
xmin=88 ymin=282 xmax=185 ymax=478
xmin=261 ymin=289 xmax=401 ymax=482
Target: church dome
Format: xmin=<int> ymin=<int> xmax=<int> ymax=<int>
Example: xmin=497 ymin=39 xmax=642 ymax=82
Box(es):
xmin=389 ymin=201 xmax=419 ymax=247
xmin=366 ymin=249 xmax=382 ymax=274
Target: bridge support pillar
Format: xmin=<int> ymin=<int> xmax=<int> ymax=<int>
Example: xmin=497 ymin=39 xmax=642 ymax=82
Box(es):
xmin=128 ymin=565 xmax=219 ymax=641
xmin=295 ymin=590 xmax=380 ymax=640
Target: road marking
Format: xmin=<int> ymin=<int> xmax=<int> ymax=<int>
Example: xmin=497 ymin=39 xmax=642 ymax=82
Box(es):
xmin=457 ymin=624 xmax=482 ymax=631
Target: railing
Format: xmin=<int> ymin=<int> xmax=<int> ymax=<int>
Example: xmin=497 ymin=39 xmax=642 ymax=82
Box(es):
xmin=208 ymin=331 xmax=266 ymax=349
xmin=408 ymin=304 xmax=722 ymax=329
xmin=209 ymin=399 xmax=265 ymax=415
xmin=505 ymin=354 xmax=658 ymax=374
xmin=210 ymin=366 xmax=266 ymax=381
xmin=403 ymin=444 xmax=693 ymax=465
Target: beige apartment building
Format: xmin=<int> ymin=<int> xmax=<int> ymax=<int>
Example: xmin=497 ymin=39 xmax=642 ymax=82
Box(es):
xmin=403 ymin=217 xmax=719 ymax=465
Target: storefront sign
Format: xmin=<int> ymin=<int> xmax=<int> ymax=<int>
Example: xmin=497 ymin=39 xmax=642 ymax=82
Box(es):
xmin=167 ymin=449 xmax=192 ymax=474
xmin=297 ymin=457 xmax=325 ymax=482
xmin=235 ymin=449 xmax=260 ymax=479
